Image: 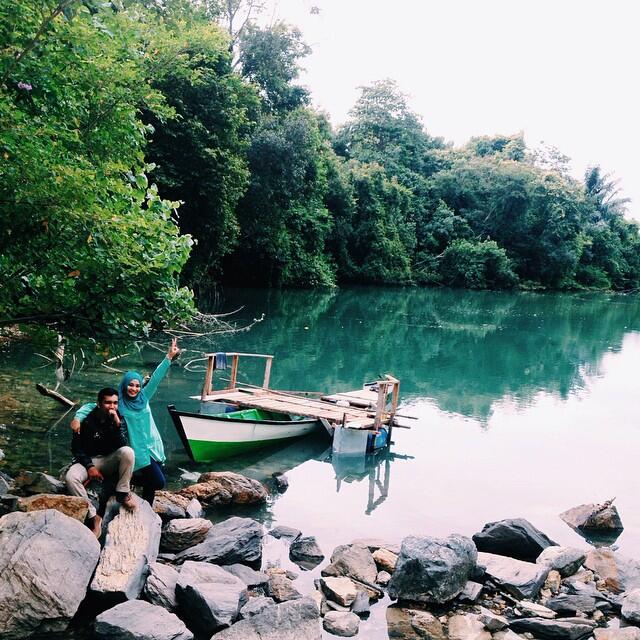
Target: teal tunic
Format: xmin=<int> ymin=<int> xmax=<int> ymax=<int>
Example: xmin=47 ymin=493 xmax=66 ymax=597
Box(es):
xmin=75 ymin=357 xmax=170 ymax=472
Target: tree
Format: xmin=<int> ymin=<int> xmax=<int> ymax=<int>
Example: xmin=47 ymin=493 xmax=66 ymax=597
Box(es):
xmin=238 ymin=21 xmax=310 ymax=113
xmin=0 ymin=1 xmax=194 ymax=340
xmin=584 ymin=166 xmax=630 ymax=221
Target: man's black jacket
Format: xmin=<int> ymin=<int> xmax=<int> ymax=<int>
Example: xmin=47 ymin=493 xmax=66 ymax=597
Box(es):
xmin=71 ymin=407 xmax=128 ymax=469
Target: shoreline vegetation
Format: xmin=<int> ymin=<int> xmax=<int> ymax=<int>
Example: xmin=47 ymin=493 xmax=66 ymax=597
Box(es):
xmin=0 ymin=468 xmax=637 ymax=639
xmin=2 ymin=1 xmax=640 ymax=346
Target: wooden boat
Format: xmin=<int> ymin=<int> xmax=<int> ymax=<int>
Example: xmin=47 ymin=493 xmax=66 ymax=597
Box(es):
xmin=168 ymin=352 xmax=400 ymax=462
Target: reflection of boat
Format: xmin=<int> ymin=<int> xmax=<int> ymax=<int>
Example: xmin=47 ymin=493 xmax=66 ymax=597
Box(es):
xmin=323 ymin=448 xmax=413 ymax=515
xmin=169 ymin=352 xmax=401 ymax=462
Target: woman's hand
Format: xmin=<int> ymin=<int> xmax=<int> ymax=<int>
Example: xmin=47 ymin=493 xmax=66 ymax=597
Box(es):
xmin=167 ymin=337 xmax=180 ymax=361
xmin=71 ymin=418 xmax=81 ymax=433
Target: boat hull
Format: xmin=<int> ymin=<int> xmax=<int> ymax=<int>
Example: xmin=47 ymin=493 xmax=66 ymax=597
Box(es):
xmin=168 ymin=405 xmax=320 ymax=462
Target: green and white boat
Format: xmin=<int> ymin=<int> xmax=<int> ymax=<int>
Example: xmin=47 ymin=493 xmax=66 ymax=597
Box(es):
xmin=168 ymin=352 xmax=401 ymax=462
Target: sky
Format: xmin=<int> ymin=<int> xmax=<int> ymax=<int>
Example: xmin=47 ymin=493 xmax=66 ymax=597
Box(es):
xmin=259 ymin=0 xmax=640 ymax=220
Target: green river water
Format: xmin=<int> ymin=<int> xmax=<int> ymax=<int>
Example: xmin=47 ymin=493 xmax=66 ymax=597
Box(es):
xmin=1 ymin=286 xmax=639 ymax=638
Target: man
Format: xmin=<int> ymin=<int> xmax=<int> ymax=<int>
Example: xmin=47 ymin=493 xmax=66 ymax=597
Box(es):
xmin=65 ymin=387 xmax=136 ymax=536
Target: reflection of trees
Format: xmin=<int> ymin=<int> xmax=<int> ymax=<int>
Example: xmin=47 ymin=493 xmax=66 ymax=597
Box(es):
xmin=212 ymin=287 xmax=640 ymax=421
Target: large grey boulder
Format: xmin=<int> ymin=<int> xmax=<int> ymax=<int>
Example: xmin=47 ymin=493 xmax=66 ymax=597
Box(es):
xmin=478 ymin=552 xmax=549 ymax=599
xmin=143 ymin=561 xmax=179 ymax=611
xmin=94 ymin=599 xmax=192 ymax=640
xmin=388 ymin=534 xmax=477 ymax=604
xmin=176 ymin=560 xmax=248 ymax=635
xmin=321 ymin=543 xmax=377 ymax=584
xmin=622 ymin=588 xmax=640 ymax=623
xmin=560 ymin=500 xmax=623 ymax=532
xmin=0 ymin=509 xmax=100 ymax=639
xmin=536 ymin=546 xmax=585 ymax=577
xmin=174 ymin=516 xmax=263 ymax=566
xmin=222 ymin=563 xmax=269 ymax=587
xmin=91 ymin=496 xmax=162 ymax=601
xmin=269 ymin=525 xmax=301 ymax=540
xmin=584 ymin=548 xmax=640 ymax=594
xmin=210 ymin=597 xmax=321 ymax=640
xmin=13 ymin=471 xmax=65 ymax=495
xmin=509 ymin=617 xmax=597 ymax=640
xmin=160 ymin=517 xmax=212 ymax=552
xmin=472 ymin=518 xmax=557 ymax=562
xmin=289 ymin=535 xmax=325 ymax=570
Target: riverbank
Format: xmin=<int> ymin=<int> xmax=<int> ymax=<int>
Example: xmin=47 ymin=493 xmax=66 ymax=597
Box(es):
xmin=0 ymin=467 xmax=638 ymax=639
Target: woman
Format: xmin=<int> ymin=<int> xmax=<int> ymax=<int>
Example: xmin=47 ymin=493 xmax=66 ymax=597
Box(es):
xmin=72 ymin=338 xmax=179 ymax=506
xmin=116 ymin=338 xmax=180 ymax=505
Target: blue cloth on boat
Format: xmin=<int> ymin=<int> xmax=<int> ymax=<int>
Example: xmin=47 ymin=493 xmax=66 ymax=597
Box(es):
xmin=215 ymin=352 xmax=227 ymax=370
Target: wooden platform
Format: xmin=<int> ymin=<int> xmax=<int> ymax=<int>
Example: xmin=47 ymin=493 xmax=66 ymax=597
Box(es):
xmin=197 ymin=387 xmax=378 ymax=429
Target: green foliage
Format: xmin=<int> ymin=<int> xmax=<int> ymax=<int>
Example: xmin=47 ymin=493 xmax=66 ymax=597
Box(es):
xmin=465 ymin=133 xmax=526 ymax=161
xmin=0 ymin=0 xmax=194 ymax=339
xmin=439 ymin=240 xmax=518 ymax=289
xmin=239 ymin=21 xmax=310 ymax=113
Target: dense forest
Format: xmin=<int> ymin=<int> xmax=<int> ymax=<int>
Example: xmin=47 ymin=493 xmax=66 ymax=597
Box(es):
xmin=2 ymin=0 xmax=639 ymax=341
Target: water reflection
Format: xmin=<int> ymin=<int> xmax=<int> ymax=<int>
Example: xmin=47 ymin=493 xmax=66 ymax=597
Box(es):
xmin=323 ymin=449 xmax=414 ymax=516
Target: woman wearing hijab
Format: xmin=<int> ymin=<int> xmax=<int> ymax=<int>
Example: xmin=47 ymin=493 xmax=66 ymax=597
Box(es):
xmin=72 ymin=338 xmax=180 ymax=506
xmin=117 ymin=338 xmax=180 ymax=504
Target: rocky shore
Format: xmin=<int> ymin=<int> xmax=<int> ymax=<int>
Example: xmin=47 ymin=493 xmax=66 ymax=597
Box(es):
xmin=0 ymin=468 xmax=638 ymax=640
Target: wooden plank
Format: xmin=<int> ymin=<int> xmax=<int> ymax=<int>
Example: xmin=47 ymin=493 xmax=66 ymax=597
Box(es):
xmin=229 ymin=354 xmax=239 ymax=388
xmin=201 ymin=355 xmax=214 ymax=401
xmin=263 ymin=356 xmax=273 ymax=389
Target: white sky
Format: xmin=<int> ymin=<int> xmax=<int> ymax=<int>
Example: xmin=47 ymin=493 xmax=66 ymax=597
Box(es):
xmin=263 ymin=0 xmax=640 ymax=220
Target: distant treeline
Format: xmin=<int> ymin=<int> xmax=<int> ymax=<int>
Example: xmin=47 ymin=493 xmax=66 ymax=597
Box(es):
xmin=2 ymin=0 xmax=639 ymax=340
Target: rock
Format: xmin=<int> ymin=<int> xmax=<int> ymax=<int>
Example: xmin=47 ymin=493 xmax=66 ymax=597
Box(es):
xmin=388 ymin=534 xmax=477 ymax=604
xmin=386 ymin=606 xmax=446 ymax=640
xmin=13 ymin=470 xmax=65 ymax=495
xmin=322 ymin=543 xmax=377 ymax=584
xmin=94 ymin=599 xmax=192 ymax=640
xmin=323 ymin=611 xmax=360 ymax=637
xmin=537 ymin=547 xmax=586 ymax=577
xmin=493 ymin=631 xmax=526 ymax=640
xmin=271 ymin=472 xmax=289 ymax=492
xmin=289 ymin=535 xmax=325 ymax=570
xmin=179 ymin=471 xmax=268 ymax=506
xmin=373 ymin=547 xmax=398 ymax=573
xmin=560 ymin=501 xmax=623 ymax=531
xmin=595 ymin=629 xmax=640 ymax=640
xmin=223 ymin=563 xmax=268 ymax=587
xmin=325 ymin=599 xmax=350 ymax=612
xmin=458 ymin=580 xmax=483 ymax=603
xmin=564 ymin=579 xmax=620 ymax=608
xmin=622 ymin=588 xmax=640 ymax=623
xmin=154 ymin=491 xmax=189 ymax=520
xmin=351 ymin=537 xmax=402 ymax=555
xmin=584 ymin=549 xmax=640 ymax=593
xmin=161 ymin=517 xmax=212 ymax=553
xmin=509 ymin=616 xmax=597 ymax=640
xmin=472 ymin=518 xmax=557 ymax=562
xmin=563 ymin=569 xmax=594 ymax=585
xmin=175 ymin=516 xmax=263 ymax=566
xmin=545 ymin=594 xmax=597 ymax=615
xmin=269 ymin=525 xmax=301 ymax=540
xmin=478 ymin=552 xmax=549 ymax=600
xmin=267 ymin=574 xmax=302 ymax=602
xmin=16 ymin=493 xmax=89 ymax=521
xmin=143 ymin=561 xmax=179 ymax=611
xmin=240 ymin=596 xmax=276 ymax=619
xmin=478 ymin=607 xmax=508 ymax=631
xmin=448 ymin=614 xmax=492 ymax=640
xmin=0 ymin=509 xmax=100 ymax=638
xmin=90 ymin=496 xmax=162 ymax=601
xmin=321 ymin=576 xmax=358 ymax=607
xmin=210 ymin=597 xmax=321 ymax=640
xmin=351 ymin=590 xmax=370 ymax=617
xmin=0 ymin=474 xmax=12 ymax=496
xmin=377 ymin=570 xmax=392 ymax=586
xmin=516 ymin=600 xmax=556 ymax=618
xmin=176 ymin=560 xmax=248 ymax=635
xmin=545 ymin=569 xmax=562 ymax=593
xmin=185 ymin=498 xmax=204 ymax=519
xmin=157 ymin=552 xmax=176 ymax=563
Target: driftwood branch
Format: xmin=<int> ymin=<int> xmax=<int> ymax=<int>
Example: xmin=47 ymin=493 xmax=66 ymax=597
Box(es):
xmin=36 ymin=383 xmax=76 ymax=408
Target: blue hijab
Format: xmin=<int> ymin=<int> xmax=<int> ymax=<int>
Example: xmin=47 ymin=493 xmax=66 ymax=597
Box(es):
xmin=119 ymin=371 xmax=148 ymax=412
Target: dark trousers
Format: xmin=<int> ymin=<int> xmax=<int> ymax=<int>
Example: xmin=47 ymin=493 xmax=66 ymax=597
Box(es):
xmin=134 ymin=458 xmax=166 ymax=505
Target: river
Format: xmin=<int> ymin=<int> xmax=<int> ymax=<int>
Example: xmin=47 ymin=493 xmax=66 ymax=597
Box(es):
xmin=1 ymin=286 xmax=639 ymax=637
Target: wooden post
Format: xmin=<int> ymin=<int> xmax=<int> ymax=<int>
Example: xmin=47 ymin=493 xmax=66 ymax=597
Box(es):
xmin=385 ymin=375 xmax=399 ymax=443
xmin=374 ymin=382 xmax=388 ymax=430
xmin=229 ymin=354 xmax=239 ymax=389
xmin=201 ymin=355 xmax=215 ymax=401
xmin=263 ymin=356 xmax=273 ymax=389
